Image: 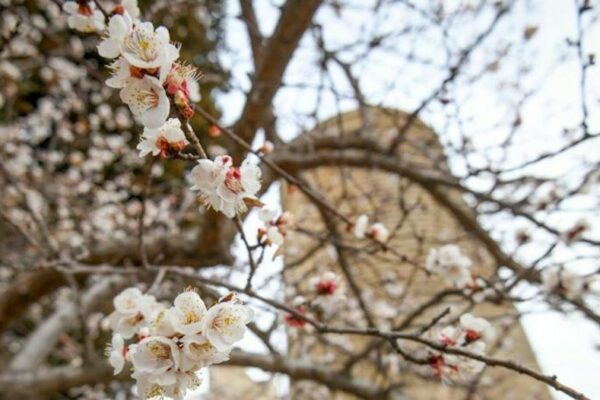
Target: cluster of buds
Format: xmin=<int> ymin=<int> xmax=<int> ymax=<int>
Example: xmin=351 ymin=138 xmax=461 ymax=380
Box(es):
xmin=167 ymin=63 xmax=202 ymax=119
xmin=426 ymin=314 xmax=494 ymax=383
xmin=106 ymin=288 xmax=252 ymax=399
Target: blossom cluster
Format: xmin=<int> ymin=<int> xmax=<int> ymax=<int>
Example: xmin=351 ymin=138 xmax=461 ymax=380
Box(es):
xmin=257 ymin=207 xmax=295 ymax=249
xmin=426 ymin=314 xmax=494 ymax=383
xmin=284 ymin=271 xmax=346 ymax=328
xmin=426 ymin=245 xmax=474 ymax=289
xmin=63 ymin=0 xmax=268 ymax=220
xmin=541 ymin=266 xmax=598 ymax=300
xmin=309 ymin=271 xmax=346 ymax=313
xmin=63 ymin=0 xmax=199 ymax=159
xmin=190 ymin=155 xmax=262 ymax=218
xmin=106 ymin=288 xmax=252 ymax=399
xmin=352 ymin=214 xmax=389 ymax=243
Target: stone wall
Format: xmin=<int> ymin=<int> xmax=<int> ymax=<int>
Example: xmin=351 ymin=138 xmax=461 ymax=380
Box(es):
xmin=281 ymin=108 xmax=551 ymax=400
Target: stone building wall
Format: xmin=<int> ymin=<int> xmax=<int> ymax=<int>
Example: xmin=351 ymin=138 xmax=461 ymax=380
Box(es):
xmin=281 ymin=108 xmax=552 ymax=400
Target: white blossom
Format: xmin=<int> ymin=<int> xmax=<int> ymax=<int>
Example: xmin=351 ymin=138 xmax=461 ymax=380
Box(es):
xmin=310 ymin=271 xmax=343 ymax=297
xmin=426 ymin=245 xmax=473 ymax=289
xmin=131 ymin=335 xmax=181 ymax=374
xmin=541 ymin=266 xmax=587 ymax=300
xmin=352 ymin=215 xmax=389 ymax=242
xmin=105 ymin=58 xmax=131 ymax=89
xmin=136 ymin=370 xmax=201 ymax=400
xmin=352 ymin=214 xmax=369 ymax=239
xmin=63 ymin=1 xmax=105 ymax=33
xmin=113 ymin=287 xmax=144 ymax=315
xmin=109 ymin=288 xmax=163 ymax=339
xmin=310 ymin=271 xmax=345 ymax=314
xmin=368 ymin=222 xmax=389 ymax=243
xmin=460 ymin=313 xmax=494 ymax=342
xmin=137 ymin=118 xmax=188 ymax=157
xmin=107 ymin=333 xmax=127 ymax=375
xmin=169 ymin=291 xmax=207 ymax=335
xmin=121 ymin=0 xmax=141 ymax=20
xmin=201 ymin=302 xmax=253 ymax=351
xmin=427 ymin=315 xmax=492 ymax=383
xmin=97 ymin=13 xmax=133 ymax=59
xmin=437 ymin=325 xmax=461 ymax=346
xmin=149 ymin=308 xmax=177 ymax=337
xmin=181 ymin=334 xmax=230 ymax=371
xmin=190 ymin=155 xmax=262 ymax=218
xmin=258 ymin=208 xmax=294 ymax=247
xmin=120 ymin=76 xmax=170 ymax=128
xmin=564 ymin=218 xmax=590 ymax=243
xmin=106 ymin=288 xmax=251 ymax=398
xmin=258 ymin=207 xmax=278 ymax=223
xmin=121 ymin=21 xmax=179 ymax=70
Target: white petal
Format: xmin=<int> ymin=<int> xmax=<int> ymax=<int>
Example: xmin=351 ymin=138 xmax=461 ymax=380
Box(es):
xmin=258 ymin=207 xmax=278 ymax=223
xmin=217 ymin=183 xmax=238 ymax=203
xmin=108 ymin=14 xmax=130 ymax=39
xmin=98 ymin=38 xmax=121 ymax=59
xmin=141 ymin=90 xmax=169 ymax=128
xmin=122 ymin=0 xmax=141 ymax=18
xmin=156 ymin=26 xmax=170 ymax=43
xmin=353 ymin=214 xmax=369 ymax=239
xmin=62 ymin=2 xmax=78 ymax=14
xmin=267 ymin=226 xmax=284 ymax=246
xmin=109 ymin=352 xmax=125 ymax=374
xmin=191 ymin=160 xmax=216 ymax=190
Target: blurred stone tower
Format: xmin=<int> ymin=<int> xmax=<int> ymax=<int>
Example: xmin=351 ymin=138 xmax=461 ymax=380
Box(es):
xmin=281 ymin=108 xmax=551 ymax=400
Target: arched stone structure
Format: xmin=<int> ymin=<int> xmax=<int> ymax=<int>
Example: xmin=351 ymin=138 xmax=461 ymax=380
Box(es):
xmin=281 ymin=107 xmax=551 ymax=400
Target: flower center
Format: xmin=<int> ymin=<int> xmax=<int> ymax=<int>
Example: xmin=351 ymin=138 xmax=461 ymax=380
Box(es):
xmin=439 ymin=333 xmax=456 ymax=346
xmin=126 ymin=312 xmax=144 ymax=325
xmin=111 ymin=4 xmax=125 ymax=15
xmin=77 ymin=2 xmax=93 ymax=16
xmin=315 ymin=280 xmax=337 ymax=296
xmin=149 ymin=342 xmax=171 ymax=360
xmin=284 ymin=306 xmax=307 ymax=328
xmin=156 ymin=137 xmax=186 ymax=158
xmin=124 ymin=30 xmax=160 ymax=63
xmin=183 ymin=309 xmax=200 ymax=324
xmin=129 ymin=66 xmax=159 ymax=79
xmin=428 ymin=354 xmax=445 ymax=373
xmin=146 ymin=384 xmax=165 ymax=398
xmin=191 ymin=342 xmax=214 ymax=356
xmin=464 ymin=329 xmax=481 ymax=343
xmin=224 ymin=167 xmax=243 ymax=194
